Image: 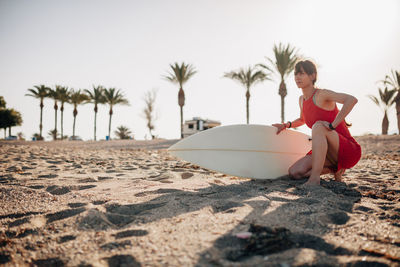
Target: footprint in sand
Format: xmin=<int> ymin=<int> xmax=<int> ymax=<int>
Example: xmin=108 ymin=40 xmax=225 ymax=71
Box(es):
xmin=46 ymin=185 xmax=71 ymax=195
xmin=181 ymin=172 xmax=194 ymax=179
xmin=77 ymin=201 xmax=168 ymax=230
xmin=101 ymin=240 xmax=132 ymax=251
xmin=92 ymin=200 xmax=108 ymax=205
xmin=148 ymin=171 xmax=161 ymax=178
xmin=8 ymin=217 xmax=30 ymax=227
xmin=122 ymin=166 xmax=138 ymax=170
xmin=325 ymin=211 xmax=350 ymax=225
xmin=77 ymin=185 xmax=97 ymax=190
xmin=32 ymin=258 xmax=64 ymax=267
xmin=355 ymin=205 xmax=374 ymax=213
xmin=57 ymin=235 xmax=77 ymax=244
xmin=98 ymin=176 xmax=114 ymax=181
xmin=46 ymin=160 xmax=62 ymax=165
xmin=5 ymin=229 xmax=38 ymax=239
xmin=0 ymin=175 xmax=16 ymax=184
xmin=38 ymin=174 xmax=58 ymax=179
xmin=106 ymin=255 xmax=140 ymax=266
xmin=22 ymin=166 xmax=35 ymax=170
xmin=45 ymin=208 xmax=86 ymax=223
xmin=68 ymin=203 xmax=87 ymax=208
xmin=78 ymin=178 xmax=98 ymax=183
xmin=113 ymin=229 xmax=148 ymax=239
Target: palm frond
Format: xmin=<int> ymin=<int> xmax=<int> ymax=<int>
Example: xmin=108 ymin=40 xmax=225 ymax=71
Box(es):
xmin=69 ymin=89 xmax=89 ymax=106
xmin=369 ymin=87 xmax=396 ymax=112
xmin=383 ymin=70 xmax=400 ymax=90
xmin=164 ymin=62 xmax=197 ymax=88
xmin=382 ymin=87 xmax=397 ymax=106
xmin=58 ymin=86 xmax=70 ymax=103
xmin=104 ymin=88 xmax=130 ymax=106
xmin=25 ymin=85 xmax=50 ymax=98
xmin=367 ymin=95 xmax=380 ymax=107
xmin=85 ymin=85 xmax=106 ymax=104
xmin=266 ymin=43 xmax=299 ymax=80
xmin=224 ymin=65 xmax=270 ymax=89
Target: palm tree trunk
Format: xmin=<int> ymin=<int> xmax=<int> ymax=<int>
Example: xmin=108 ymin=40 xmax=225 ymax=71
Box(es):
xmin=280 ymin=95 xmax=285 ymax=123
xmin=94 ymin=111 xmax=97 ymax=141
xmin=180 ymin=106 xmax=183 ymax=138
xmin=396 ymin=92 xmax=400 ymax=134
xmin=73 ymin=115 xmax=76 ymax=137
xmin=40 ymin=100 xmax=43 ymax=139
xmin=54 ymin=102 xmax=58 ymax=140
xmin=279 ymin=80 xmax=287 ymax=123
xmin=382 ymin=111 xmax=389 ymax=135
xmin=108 ymin=109 xmax=113 ymax=140
xmin=73 ymin=107 xmax=78 ymax=137
xmin=246 ymin=89 xmax=250 ymax=124
xmin=178 ymin=88 xmax=185 ymax=139
xmin=61 ymin=107 xmax=64 ymax=140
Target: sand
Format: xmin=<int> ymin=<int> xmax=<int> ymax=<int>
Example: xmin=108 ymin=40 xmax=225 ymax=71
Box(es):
xmin=0 ymin=135 xmax=399 ymax=266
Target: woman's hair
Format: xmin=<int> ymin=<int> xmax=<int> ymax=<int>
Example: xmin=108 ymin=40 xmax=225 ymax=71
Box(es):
xmin=295 ymin=60 xmax=317 ymax=85
xmin=295 ymin=59 xmax=352 ymax=127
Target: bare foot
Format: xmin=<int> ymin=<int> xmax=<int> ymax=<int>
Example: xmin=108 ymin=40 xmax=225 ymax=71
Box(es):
xmin=334 ymin=169 xmax=346 ymax=182
xmin=304 ymin=176 xmax=320 ymax=186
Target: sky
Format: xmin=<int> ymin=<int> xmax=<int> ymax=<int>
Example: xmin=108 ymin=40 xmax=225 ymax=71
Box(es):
xmin=0 ymin=0 xmax=399 ymax=140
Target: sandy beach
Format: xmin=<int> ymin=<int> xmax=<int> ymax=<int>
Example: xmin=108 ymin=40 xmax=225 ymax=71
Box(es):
xmin=0 ymin=135 xmax=399 ymax=266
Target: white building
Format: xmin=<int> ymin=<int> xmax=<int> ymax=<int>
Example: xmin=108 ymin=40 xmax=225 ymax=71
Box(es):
xmin=183 ymin=117 xmax=221 ymax=138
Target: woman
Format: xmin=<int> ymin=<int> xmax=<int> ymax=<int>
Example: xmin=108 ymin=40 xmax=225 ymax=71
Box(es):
xmin=273 ymin=60 xmax=361 ymax=186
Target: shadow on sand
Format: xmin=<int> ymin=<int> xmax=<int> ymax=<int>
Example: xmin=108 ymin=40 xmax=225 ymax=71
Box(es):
xmin=74 ymin=176 xmax=371 ymax=266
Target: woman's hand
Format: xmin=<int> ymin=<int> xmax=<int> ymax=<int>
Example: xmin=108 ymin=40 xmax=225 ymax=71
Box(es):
xmin=272 ymin=123 xmax=286 ymax=135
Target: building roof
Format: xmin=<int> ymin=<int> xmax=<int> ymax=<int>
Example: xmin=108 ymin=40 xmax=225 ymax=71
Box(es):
xmin=184 ymin=117 xmax=221 ymax=124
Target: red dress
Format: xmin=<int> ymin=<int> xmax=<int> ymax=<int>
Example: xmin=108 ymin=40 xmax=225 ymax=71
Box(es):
xmin=302 ymin=89 xmax=361 ymax=171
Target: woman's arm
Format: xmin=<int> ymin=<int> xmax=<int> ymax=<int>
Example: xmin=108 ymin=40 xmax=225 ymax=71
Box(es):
xmin=273 ymin=96 xmax=305 ymax=134
xmin=319 ymin=89 xmax=358 ymax=129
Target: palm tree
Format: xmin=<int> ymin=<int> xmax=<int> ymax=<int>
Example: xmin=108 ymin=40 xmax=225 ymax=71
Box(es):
xmin=57 ymin=86 xmax=70 ymax=140
xmin=103 ymin=88 xmax=129 ymax=140
xmin=47 ymin=129 xmax=60 ymax=140
xmin=258 ymin=43 xmax=299 ymax=123
xmin=85 ymin=85 xmax=106 ymax=141
xmin=25 ymin=85 xmax=50 ymax=140
xmin=368 ymin=87 xmax=396 ymax=135
xmin=114 ymin=125 xmax=132 ymax=139
xmin=383 ymin=70 xmax=400 ymax=134
xmin=48 ymin=86 xmax=63 ymax=140
xmin=164 ymin=62 xmax=197 ymax=138
xmin=224 ymin=66 xmax=270 ymax=124
xmin=69 ymin=89 xmax=89 ymax=137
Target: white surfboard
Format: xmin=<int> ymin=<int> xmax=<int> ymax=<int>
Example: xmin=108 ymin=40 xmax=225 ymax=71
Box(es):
xmin=168 ymin=124 xmax=311 ymax=179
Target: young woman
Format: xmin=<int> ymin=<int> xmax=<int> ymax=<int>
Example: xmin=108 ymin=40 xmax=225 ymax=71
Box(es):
xmin=273 ymin=60 xmax=361 ymax=186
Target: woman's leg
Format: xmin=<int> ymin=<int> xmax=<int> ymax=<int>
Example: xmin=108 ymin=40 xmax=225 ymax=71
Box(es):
xmin=288 ymin=155 xmax=332 ymax=179
xmin=305 ymin=121 xmax=340 ymax=185
xmin=288 ymin=155 xmax=312 ymax=179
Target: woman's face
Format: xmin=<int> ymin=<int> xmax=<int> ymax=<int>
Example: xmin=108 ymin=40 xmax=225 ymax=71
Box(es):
xmin=295 ymin=67 xmax=315 ymax=88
